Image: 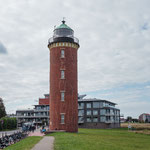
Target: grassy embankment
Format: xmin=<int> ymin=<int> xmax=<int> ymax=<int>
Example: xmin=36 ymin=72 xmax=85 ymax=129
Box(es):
xmin=121 ymin=123 xmax=150 ymax=134
xmin=48 ymin=128 xmax=150 ymax=150
xmin=121 ymin=123 xmax=150 ymax=130
xmin=4 ymin=136 xmax=42 ymax=150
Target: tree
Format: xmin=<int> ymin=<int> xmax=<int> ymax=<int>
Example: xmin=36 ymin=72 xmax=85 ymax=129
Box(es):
xmin=0 ymin=117 xmax=17 ymax=131
xmin=145 ymin=118 xmax=148 ymax=123
xmin=0 ymin=97 xmax=6 ymax=119
xmin=126 ymin=116 xmax=132 ymax=122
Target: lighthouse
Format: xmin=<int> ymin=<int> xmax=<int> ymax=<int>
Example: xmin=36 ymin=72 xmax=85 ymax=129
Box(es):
xmin=48 ymin=20 xmax=79 ymax=132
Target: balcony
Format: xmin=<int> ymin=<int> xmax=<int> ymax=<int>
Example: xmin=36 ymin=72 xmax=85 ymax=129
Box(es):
xmin=34 ymin=109 xmax=49 ymax=112
xmin=78 ymin=120 xmax=84 ymax=124
xmin=78 ymin=106 xmax=84 ymax=109
xmin=105 ymin=113 xmax=115 ymax=116
xmin=78 ymin=113 xmax=84 ymax=117
xmin=105 ymin=120 xmax=114 ymax=124
xmin=16 ymin=115 xmax=49 ymax=118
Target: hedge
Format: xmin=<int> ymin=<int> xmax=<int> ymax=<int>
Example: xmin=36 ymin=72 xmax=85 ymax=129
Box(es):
xmin=0 ymin=117 xmax=17 ymax=131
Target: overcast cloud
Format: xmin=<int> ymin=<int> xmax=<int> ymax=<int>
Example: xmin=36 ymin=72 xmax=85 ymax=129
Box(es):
xmin=0 ymin=42 xmax=7 ymax=54
xmin=0 ymin=0 xmax=150 ymax=118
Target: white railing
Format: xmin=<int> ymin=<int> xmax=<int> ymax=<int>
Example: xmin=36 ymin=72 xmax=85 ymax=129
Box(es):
xmin=48 ymin=36 xmax=79 ymax=44
xmin=105 ymin=120 xmax=113 ymax=123
xmin=78 ymin=120 xmax=84 ymax=123
xmin=105 ymin=113 xmax=115 ymax=116
xmin=78 ymin=106 xmax=84 ymax=109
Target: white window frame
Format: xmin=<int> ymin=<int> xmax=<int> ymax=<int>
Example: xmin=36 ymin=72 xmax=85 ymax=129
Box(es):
xmin=60 ymin=113 xmax=65 ymax=124
xmin=60 ymin=91 xmax=65 ymax=101
xmin=61 ymin=70 xmax=65 ymax=79
xmin=61 ymin=49 xmax=65 ymax=58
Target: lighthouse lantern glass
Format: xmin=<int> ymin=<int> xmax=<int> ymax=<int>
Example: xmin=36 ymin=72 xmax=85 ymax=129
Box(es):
xmin=54 ymin=28 xmax=74 ymax=38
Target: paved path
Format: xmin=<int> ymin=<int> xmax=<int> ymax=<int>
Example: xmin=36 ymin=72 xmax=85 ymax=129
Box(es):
xmin=28 ymin=129 xmax=45 ymax=137
xmin=29 ymin=128 xmax=55 ymax=150
xmin=31 ymin=136 xmax=54 ymax=150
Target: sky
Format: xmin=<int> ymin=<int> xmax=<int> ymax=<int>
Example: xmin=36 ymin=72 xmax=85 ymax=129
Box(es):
xmin=0 ymin=0 xmax=150 ymax=118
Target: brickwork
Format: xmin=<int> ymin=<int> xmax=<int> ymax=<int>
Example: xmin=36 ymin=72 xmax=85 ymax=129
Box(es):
xmin=48 ymin=43 xmax=79 ymax=132
xmin=39 ymin=98 xmax=49 ymax=105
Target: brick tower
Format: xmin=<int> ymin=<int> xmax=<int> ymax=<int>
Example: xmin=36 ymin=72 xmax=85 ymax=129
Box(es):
xmin=48 ymin=20 xmax=79 ymax=132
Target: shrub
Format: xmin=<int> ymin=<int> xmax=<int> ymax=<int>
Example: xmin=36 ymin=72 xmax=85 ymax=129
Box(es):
xmin=0 ymin=117 xmax=17 ymax=131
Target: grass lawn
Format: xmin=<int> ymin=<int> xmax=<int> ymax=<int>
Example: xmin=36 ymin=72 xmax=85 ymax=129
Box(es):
xmin=4 ymin=136 xmax=42 ymax=150
xmin=48 ymin=128 xmax=150 ymax=150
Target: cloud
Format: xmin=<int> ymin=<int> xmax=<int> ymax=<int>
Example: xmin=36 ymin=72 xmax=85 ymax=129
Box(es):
xmin=0 ymin=0 xmax=150 ymax=118
xmin=0 ymin=42 xmax=7 ymax=54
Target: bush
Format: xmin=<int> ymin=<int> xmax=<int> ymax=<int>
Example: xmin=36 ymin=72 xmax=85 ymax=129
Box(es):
xmin=0 ymin=117 xmax=17 ymax=131
xmin=0 ymin=98 xmax=6 ymax=119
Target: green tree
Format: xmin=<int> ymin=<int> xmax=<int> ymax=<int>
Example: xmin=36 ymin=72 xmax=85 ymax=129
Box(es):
xmin=0 ymin=117 xmax=17 ymax=131
xmin=126 ymin=116 xmax=132 ymax=122
xmin=145 ymin=118 xmax=148 ymax=123
xmin=0 ymin=97 xmax=6 ymax=119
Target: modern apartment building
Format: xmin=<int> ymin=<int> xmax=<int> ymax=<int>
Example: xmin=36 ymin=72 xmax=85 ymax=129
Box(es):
xmin=16 ymin=94 xmax=49 ymax=127
xmin=78 ymin=95 xmax=120 ymax=128
xmin=16 ymin=94 xmax=120 ymax=128
xmin=139 ymin=113 xmax=150 ymax=123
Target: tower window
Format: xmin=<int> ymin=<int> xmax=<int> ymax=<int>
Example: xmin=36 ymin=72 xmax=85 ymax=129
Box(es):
xmin=61 ymin=49 xmax=65 ymax=58
xmin=61 ymin=114 xmax=65 ymax=124
xmin=61 ymin=91 xmax=65 ymax=101
xmin=61 ymin=70 xmax=65 ymax=79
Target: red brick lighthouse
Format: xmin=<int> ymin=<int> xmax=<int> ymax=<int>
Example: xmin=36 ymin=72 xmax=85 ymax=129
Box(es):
xmin=48 ymin=20 xmax=79 ymax=132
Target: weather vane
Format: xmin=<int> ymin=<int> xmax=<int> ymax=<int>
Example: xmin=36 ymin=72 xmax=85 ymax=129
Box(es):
xmin=62 ymin=17 xmax=65 ymax=24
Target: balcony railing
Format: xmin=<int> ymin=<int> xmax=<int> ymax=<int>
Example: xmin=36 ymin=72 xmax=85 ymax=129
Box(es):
xmin=48 ymin=36 xmax=79 ymax=44
xmin=105 ymin=120 xmax=114 ymax=124
xmin=16 ymin=115 xmax=49 ymax=118
xmin=78 ymin=106 xmax=84 ymax=109
xmin=78 ymin=120 xmax=84 ymax=123
xmin=78 ymin=113 xmax=84 ymax=116
xmin=34 ymin=109 xmax=49 ymax=112
xmin=105 ymin=113 xmax=115 ymax=116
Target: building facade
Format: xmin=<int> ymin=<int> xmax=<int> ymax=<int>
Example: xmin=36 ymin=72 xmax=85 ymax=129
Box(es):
xmin=48 ymin=20 xmax=79 ymax=132
xmin=16 ymin=94 xmax=49 ymax=127
xmin=78 ymin=96 xmax=120 ymax=128
xmin=16 ymin=94 xmax=120 ymax=129
xmin=139 ymin=113 xmax=150 ymax=123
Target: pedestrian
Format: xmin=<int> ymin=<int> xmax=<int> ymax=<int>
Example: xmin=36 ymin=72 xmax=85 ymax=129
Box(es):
xmin=32 ymin=125 xmax=35 ymax=132
xmin=128 ymin=124 xmax=132 ymax=130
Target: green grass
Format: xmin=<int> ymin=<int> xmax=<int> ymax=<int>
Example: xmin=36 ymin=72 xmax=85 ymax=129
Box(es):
xmin=4 ymin=136 xmax=43 ymax=150
xmin=47 ymin=128 xmax=150 ymax=150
